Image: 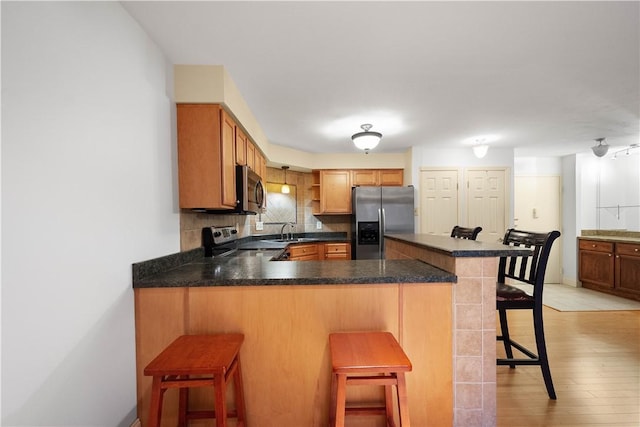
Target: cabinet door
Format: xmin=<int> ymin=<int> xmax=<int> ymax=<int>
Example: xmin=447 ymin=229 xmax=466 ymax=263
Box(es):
xmin=351 ymin=170 xmax=378 ymax=186
xmin=379 ymin=169 xmax=404 ymax=186
xmin=321 ymin=170 xmax=351 ymax=214
xmin=220 ymin=110 xmax=238 ymax=208
xmin=255 ymin=151 xmax=266 ymax=182
xmin=235 ymin=127 xmax=247 ymax=166
xmin=579 ymin=246 xmax=615 ymax=289
xmin=246 ymin=139 xmax=256 ymax=171
xmin=615 ymin=243 xmax=640 ymax=296
xmin=177 ymin=104 xmax=236 ymax=209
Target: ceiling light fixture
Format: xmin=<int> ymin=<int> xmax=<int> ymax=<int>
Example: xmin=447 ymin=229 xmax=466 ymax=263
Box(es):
xmin=591 ymin=137 xmax=609 ymax=157
xmin=611 ymin=143 xmax=639 ymax=160
xmin=351 ymin=124 xmax=382 ymax=154
xmin=281 ymin=166 xmax=290 ymax=194
xmin=472 ymin=139 xmax=489 ymax=158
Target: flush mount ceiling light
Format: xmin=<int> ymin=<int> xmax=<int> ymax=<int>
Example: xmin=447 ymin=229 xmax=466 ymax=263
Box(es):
xmin=465 ymin=134 xmax=499 ymax=158
xmin=591 ymin=137 xmax=609 ymax=157
xmin=281 ymin=166 xmax=290 ymax=194
xmin=351 ymin=124 xmax=382 ymax=154
xmin=472 ymin=139 xmax=489 ymax=158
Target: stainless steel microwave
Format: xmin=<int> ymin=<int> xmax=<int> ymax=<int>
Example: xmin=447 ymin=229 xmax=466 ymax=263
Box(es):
xmin=235 ymin=165 xmax=265 ymax=214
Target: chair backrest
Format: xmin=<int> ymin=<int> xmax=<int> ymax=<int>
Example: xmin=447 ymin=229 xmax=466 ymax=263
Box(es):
xmin=498 ymin=228 xmax=561 ymax=298
xmin=451 ymin=225 xmax=483 ymax=240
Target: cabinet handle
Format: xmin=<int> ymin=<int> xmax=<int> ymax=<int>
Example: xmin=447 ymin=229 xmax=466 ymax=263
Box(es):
xmin=635 ymin=248 xmax=639 ymax=252
xmin=608 ymin=254 xmax=612 ymax=257
xmin=616 ymin=255 xmax=620 ymax=258
xmin=592 ymin=244 xmax=596 ymax=248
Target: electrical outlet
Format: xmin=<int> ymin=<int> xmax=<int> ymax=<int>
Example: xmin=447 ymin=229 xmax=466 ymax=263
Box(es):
xmin=256 ymin=221 xmax=264 ymax=231
xmin=316 ymin=221 xmax=322 ymax=230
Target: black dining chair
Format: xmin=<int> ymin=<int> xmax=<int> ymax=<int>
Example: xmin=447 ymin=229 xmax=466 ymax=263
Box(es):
xmin=450 ymin=225 xmax=482 ymax=240
xmin=496 ymin=228 xmax=561 ymax=399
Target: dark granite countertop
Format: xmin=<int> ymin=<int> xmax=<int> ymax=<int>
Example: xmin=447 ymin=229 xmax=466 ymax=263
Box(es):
xmin=133 ymin=257 xmax=455 ymax=288
xmin=578 ymin=235 xmax=640 ymax=244
xmin=385 ymin=233 xmax=534 ymax=257
xmin=132 ymin=232 xmax=455 ymax=288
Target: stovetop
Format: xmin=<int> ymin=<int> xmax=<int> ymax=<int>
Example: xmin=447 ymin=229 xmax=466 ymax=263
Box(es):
xmin=202 ymin=226 xmax=239 ymax=257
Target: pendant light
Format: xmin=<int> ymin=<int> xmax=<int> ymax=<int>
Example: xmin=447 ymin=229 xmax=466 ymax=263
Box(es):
xmin=281 ymin=166 xmax=290 ymax=194
xmin=351 ymin=124 xmax=382 ymax=154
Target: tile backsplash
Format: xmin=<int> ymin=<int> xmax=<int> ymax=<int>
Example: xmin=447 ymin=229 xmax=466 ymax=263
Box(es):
xmin=179 ymin=167 xmax=351 ymax=250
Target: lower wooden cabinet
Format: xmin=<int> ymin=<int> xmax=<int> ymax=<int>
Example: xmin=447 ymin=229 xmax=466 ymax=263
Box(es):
xmin=284 ymin=242 xmax=351 ymax=261
xmin=579 ymin=238 xmax=640 ymax=300
xmin=323 ymin=243 xmax=351 ymax=261
xmin=288 ymin=243 xmax=319 ymax=261
xmin=615 ymin=242 xmax=640 ymax=297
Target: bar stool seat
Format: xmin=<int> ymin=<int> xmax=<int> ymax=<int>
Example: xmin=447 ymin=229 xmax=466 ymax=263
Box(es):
xmin=144 ymin=334 xmax=246 ymax=427
xmin=329 ymin=332 xmax=412 ymax=427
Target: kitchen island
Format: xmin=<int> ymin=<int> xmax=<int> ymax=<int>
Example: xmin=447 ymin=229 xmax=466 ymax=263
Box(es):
xmin=133 ymin=235 xmax=530 ymax=427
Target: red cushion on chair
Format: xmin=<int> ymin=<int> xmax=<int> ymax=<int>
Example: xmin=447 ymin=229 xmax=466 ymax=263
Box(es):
xmin=496 ymin=282 xmax=533 ymax=302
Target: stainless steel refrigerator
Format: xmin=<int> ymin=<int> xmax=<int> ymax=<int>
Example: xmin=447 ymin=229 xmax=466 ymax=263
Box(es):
xmin=351 ymin=186 xmax=415 ymax=259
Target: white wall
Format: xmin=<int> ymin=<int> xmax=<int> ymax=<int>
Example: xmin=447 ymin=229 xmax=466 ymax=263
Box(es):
xmin=562 ymin=155 xmax=579 ymax=285
xmin=1 ymin=3 xmax=179 ymax=426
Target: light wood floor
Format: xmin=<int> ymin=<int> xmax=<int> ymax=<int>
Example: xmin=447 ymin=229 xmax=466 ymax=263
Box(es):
xmin=497 ymin=307 xmax=640 ymax=426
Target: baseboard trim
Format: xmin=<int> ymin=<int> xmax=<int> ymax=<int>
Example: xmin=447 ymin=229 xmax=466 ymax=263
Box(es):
xmin=130 ymin=419 xmax=141 ymax=427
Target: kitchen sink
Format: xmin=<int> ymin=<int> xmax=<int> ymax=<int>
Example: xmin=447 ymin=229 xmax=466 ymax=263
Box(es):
xmin=263 ymin=237 xmax=320 ymax=243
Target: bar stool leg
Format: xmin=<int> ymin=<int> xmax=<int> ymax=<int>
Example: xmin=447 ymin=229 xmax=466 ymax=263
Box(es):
xmin=396 ymin=373 xmax=411 ymax=427
xmin=329 ymin=372 xmax=338 ymax=425
xmin=384 ymin=382 xmax=396 ymax=427
xmin=148 ymin=376 xmax=163 ymax=427
xmin=178 ymin=385 xmax=188 ymax=427
xmin=233 ymin=356 xmax=246 ymax=426
xmin=333 ymin=373 xmax=347 ymax=427
xmin=213 ymin=373 xmax=227 ymax=427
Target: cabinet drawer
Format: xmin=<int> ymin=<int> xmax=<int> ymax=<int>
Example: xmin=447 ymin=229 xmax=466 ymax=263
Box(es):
xmin=579 ymin=240 xmax=614 ymax=252
xmin=289 ymin=244 xmax=318 ymax=258
xmin=325 ymin=243 xmax=348 ymax=254
xmin=324 ymin=243 xmax=351 ymax=261
xmin=615 ymin=242 xmax=640 ymax=256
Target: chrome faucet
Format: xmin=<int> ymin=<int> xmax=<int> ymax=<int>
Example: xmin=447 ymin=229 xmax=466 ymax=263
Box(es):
xmin=280 ymin=222 xmax=295 ymax=241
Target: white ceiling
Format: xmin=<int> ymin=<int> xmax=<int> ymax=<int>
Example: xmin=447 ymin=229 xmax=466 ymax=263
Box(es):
xmin=121 ymin=1 xmax=639 ymax=157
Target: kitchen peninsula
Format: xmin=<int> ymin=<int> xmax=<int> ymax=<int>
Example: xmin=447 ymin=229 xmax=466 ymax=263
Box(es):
xmin=133 ymin=234 xmax=531 ymax=427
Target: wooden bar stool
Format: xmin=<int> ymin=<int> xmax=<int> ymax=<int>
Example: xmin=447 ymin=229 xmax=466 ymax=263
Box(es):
xmin=329 ymin=332 xmax=412 ymax=427
xmin=144 ymin=334 xmax=246 ymax=427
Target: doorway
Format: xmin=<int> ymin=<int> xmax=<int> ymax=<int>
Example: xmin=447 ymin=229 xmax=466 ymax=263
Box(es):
xmin=514 ymin=175 xmax=562 ymax=283
xmin=420 ymin=168 xmax=509 ymax=242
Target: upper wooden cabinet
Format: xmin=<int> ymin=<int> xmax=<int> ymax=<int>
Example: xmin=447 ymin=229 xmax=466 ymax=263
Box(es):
xmin=312 ymin=168 xmax=404 ymax=215
xmin=235 ymin=127 xmax=247 ymax=166
xmin=351 ymin=169 xmax=403 ymax=186
xmin=320 ymin=170 xmax=352 ymax=214
xmin=255 ymin=151 xmax=265 ymax=182
xmin=177 ymin=104 xmax=237 ymax=210
xmin=246 ymin=140 xmax=256 ymax=172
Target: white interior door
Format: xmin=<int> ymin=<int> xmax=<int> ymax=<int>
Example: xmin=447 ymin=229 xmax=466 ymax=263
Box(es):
xmin=419 ymin=169 xmax=459 ymax=235
xmin=514 ymin=176 xmax=562 ymax=283
xmin=467 ymin=169 xmax=507 ymax=242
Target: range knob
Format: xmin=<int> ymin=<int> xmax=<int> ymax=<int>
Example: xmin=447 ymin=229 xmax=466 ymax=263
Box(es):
xmin=213 ymin=231 xmax=222 ymax=237
xmin=230 ymin=229 xmax=238 ymax=234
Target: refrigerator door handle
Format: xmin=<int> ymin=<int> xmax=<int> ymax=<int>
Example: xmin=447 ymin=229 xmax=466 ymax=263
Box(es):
xmin=380 ymin=208 xmax=386 ymax=258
